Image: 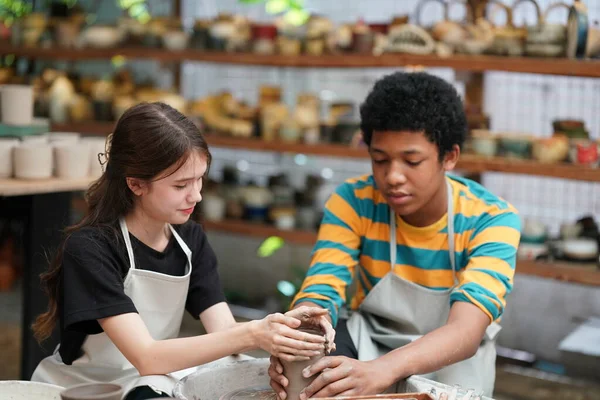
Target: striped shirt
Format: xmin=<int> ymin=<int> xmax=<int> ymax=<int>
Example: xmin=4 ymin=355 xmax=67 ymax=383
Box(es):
xmin=291 ymin=174 xmax=521 ymax=326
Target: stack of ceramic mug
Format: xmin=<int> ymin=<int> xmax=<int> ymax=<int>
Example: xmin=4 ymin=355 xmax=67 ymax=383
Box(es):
xmin=0 ymin=84 xmax=106 ymax=180
xmin=0 ymin=132 xmax=106 ymax=180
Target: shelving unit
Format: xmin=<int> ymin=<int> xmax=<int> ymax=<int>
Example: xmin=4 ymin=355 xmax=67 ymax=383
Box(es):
xmin=204 ymin=219 xmax=600 ymax=286
xmin=5 ymin=41 xmax=600 ymax=287
xmin=52 ymin=122 xmax=600 ymax=183
xmin=2 ymin=45 xmax=600 ymax=77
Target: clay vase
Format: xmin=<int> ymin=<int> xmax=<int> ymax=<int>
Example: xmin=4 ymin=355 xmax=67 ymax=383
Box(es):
xmin=60 ymin=383 xmax=123 ymax=400
xmin=280 ymin=327 xmax=326 ymax=400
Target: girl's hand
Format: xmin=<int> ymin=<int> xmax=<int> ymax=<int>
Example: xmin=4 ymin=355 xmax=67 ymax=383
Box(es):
xmin=285 ymin=306 xmax=336 ymax=354
xmin=251 ymin=312 xmax=326 ymax=361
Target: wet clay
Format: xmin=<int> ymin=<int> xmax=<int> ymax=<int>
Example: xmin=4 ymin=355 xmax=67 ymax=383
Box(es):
xmin=280 ymin=327 xmax=326 ymax=400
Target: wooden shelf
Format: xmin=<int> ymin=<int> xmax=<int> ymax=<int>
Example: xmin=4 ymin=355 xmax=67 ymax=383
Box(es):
xmin=51 ymin=122 xmax=600 ymax=182
xmin=204 ymin=219 xmax=600 ymax=286
xmin=3 ymin=45 xmax=600 ymax=77
xmin=0 ymin=176 xmax=94 ymax=197
xmin=202 ymin=219 xmax=317 ymax=246
xmin=517 ymin=259 xmax=600 ymax=286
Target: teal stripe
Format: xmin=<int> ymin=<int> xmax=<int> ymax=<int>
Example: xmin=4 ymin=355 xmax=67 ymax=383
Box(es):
xmin=306 ymin=263 xmax=353 ymax=285
xmin=470 ymin=242 xmax=517 ymax=265
xmin=293 ymin=298 xmax=339 ymax=327
xmin=450 ymin=175 xmax=510 ymax=210
xmin=356 ymin=268 xmax=373 ymax=298
xmin=451 ymin=282 xmax=504 ymax=320
xmin=321 ymin=208 xmax=353 ymax=231
xmin=362 ymin=237 xmax=467 ymax=270
xmin=454 ymin=211 xmax=521 ymax=236
xmin=359 ymin=265 xmax=383 ymax=289
xmin=351 ymin=197 xmax=389 ymax=223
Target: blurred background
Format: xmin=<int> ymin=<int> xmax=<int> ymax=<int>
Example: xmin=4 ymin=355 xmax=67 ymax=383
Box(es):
xmin=0 ymin=1 xmax=599 ymax=399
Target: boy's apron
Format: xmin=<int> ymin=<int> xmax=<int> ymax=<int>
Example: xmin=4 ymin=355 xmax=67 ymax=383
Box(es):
xmin=32 ymin=218 xmax=198 ymax=398
xmin=347 ymin=180 xmax=501 ymax=397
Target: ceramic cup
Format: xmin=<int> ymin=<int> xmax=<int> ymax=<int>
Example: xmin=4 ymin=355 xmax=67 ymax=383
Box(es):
xmin=49 ymin=131 xmax=81 ymax=145
xmin=0 ymin=84 xmax=34 ymax=125
xmin=0 ymin=138 xmax=18 ymax=178
xmin=20 ymin=134 xmax=49 ymax=145
xmin=280 ymin=327 xmax=326 ymax=400
xmin=54 ymin=142 xmax=91 ymax=178
xmin=82 ymin=137 xmax=107 ymax=178
xmin=202 ymin=193 xmax=226 ymax=221
xmin=60 ymin=383 xmax=123 ymax=400
xmin=13 ymin=143 xmax=53 ymax=179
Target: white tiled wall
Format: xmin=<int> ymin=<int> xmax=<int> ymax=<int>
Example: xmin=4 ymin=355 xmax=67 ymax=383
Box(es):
xmin=181 ymin=0 xmax=600 ymax=236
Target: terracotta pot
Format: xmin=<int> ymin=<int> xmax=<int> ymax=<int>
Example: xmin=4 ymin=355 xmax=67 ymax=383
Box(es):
xmin=280 ymin=327 xmax=326 ymax=400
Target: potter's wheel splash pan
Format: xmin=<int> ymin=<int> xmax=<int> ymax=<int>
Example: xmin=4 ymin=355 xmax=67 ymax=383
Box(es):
xmin=173 ymin=358 xmax=271 ymax=400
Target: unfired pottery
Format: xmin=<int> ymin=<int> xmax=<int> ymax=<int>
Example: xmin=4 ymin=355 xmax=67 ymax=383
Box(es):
xmin=0 ymin=138 xmax=18 ymax=178
xmin=280 ymin=327 xmax=326 ymax=400
xmin=54 ymin=142 xmax=91 ymax=179
xmin=0 ymin=84 xmax=34 ymax=125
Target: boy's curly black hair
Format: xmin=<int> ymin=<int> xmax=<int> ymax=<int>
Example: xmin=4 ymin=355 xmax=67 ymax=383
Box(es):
xmin=360 ymin=71 xmax=467 ymax=161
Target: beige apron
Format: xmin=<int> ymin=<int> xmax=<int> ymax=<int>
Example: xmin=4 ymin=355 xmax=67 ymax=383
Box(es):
xmin=347 ymin=180 xmax=501 ymax=397
xmin=32 ymin=218 xmax=198 ymax=398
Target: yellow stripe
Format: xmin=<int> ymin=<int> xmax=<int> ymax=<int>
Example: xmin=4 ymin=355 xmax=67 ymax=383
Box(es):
xmin=350 ymin=288 xmax=365 ymax=310
xmin=325 ymin=193 xmax=361 ymax=232
xmin=310 ymin=248 xmax=355 ymax=269
xmin=292 ymin=292 xmax=337 ymax=307
xmin=359 ymin=255 xmax=456 ymax=288
xmin=358 ymin=267 xmax=374 ymax=291
xmin=359 ymin=254 xmax=392 ymax=278
xmin=467 ymin=256 xmax=515 ymax=284
xmin=469 ymin=226 xmax=520 ymax=251
xmin=459 ymin=290 xmax=494 ymax=323
xmin=299 ymin=275 xmax=347 ymax=302
xmin=457 ymin=195 xmax=517 ymax=219
xmin=354 ymin=186 xmax=387 ymax=204
xmin=460 ymin=270 xmax=507 ymax=308
xmin=393 ymin=264 xmax=455 ymax=288
xmin=317 ymin=223 xmax=361 ymax=248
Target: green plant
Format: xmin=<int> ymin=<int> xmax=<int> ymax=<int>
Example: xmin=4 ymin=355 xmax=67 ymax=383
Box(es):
xmin=239 ymin=0 xmax=309 ymax=26
xmin=0 ymin=0 xmax=33 ymax=24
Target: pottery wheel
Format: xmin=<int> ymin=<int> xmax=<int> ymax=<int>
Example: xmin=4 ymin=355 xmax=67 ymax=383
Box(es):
xmin=218 ymin=387 xmax=277 ymax=400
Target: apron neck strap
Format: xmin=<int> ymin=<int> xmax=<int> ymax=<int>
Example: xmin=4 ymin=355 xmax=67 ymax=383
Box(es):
xmin=119 ymin=217 xmax=136 ymax=270
xmin=389 ymin=178 xmax=457 ymax=284
xmin=119 ymin=218 xmax=192 ymax=272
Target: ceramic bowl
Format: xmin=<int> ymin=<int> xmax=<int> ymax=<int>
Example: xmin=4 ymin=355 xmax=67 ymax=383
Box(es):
xmin=563 ymin=238 xmax=598 ymax=260
xmin=499 ymin=135 xmax=533 ymax=158
xmin=82 ymin=26 xmax=123 ymax=48
xmin=162 ymin=30 xmax=190 ymax=50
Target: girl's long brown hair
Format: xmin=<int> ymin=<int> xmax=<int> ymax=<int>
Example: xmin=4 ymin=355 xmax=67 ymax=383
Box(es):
xmin=33 ymin=102 xmax=211 ymax=342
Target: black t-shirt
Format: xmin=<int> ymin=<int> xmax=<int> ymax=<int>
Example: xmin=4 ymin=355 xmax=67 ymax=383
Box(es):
xmin=58 ymin=220 xmax=225 ymax=365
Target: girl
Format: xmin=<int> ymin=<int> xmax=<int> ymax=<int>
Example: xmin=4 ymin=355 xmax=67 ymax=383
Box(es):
xmin=31 ymin=102 xmax=332 ymax=399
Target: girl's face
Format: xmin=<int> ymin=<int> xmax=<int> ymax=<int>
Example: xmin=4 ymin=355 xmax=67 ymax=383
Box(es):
xmin=131 ymin=151 xmax=207 ymax=225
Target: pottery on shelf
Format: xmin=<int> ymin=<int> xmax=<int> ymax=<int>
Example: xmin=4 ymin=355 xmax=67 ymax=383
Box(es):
xmin=54 ymin=142 xmax=91 ymax=179
xmin=13 ymin=143 xmax=53 ymax=180
xmin=0 ymin=138 xmax=18 ymax=178
xmin=0 ymin=84 xmax=34 ymax=126
xmin=531 ymin=134 xmax=569 ymax=163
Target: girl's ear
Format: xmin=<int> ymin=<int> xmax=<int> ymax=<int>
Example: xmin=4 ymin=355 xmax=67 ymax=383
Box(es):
xmin=126 ymin=177 xmax=148 ymax=196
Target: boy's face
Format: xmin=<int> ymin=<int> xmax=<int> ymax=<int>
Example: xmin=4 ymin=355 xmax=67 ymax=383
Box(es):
xmin=369 ymin=130 xmax=458 ymax=226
